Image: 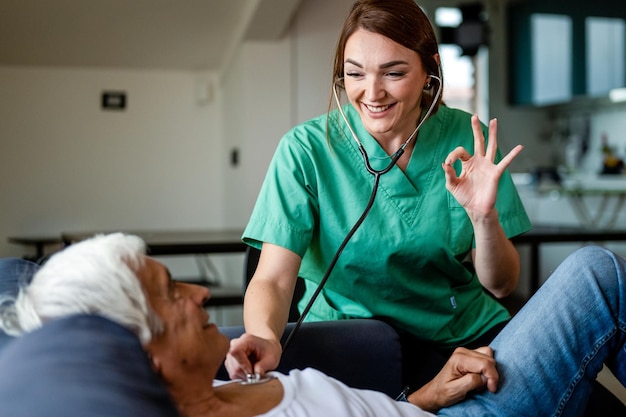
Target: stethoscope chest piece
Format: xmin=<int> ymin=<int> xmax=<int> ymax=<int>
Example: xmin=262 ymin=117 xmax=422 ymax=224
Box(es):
xmin=240 ymin=372 xmax=273 ymax=385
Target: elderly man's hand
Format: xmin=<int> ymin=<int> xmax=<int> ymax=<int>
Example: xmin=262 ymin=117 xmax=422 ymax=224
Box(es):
xmin=408 ymin=346 xmax=498 ymax=412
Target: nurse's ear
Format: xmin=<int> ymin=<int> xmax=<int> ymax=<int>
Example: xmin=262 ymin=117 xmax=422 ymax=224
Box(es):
xmin=423 ymin=53 xmax=441 ymax=90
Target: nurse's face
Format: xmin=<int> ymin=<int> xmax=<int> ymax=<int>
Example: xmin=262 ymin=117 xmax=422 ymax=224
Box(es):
xmin=343 ymin=29 xmax=429 ymax=144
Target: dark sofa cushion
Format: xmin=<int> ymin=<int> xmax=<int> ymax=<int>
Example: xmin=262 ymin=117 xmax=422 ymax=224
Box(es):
xmin=0 ymin=258 xmax=40 ymax=351
xmin=0 ymin=314 xmax=180 ymax=417
xmin=217 ymin=319 xmax=403 ymax=398
xmin=0 ymin=257 xmax=39 ymax=296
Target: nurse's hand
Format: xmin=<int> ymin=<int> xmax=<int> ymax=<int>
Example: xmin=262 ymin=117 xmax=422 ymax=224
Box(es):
xmin=442 ymin=114 xmax=522 ymax=218
xmin=225 ymin=333 xmax=282 ymax=380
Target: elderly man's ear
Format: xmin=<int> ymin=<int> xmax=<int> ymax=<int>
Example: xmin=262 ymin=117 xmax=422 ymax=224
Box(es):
xmin=147 ymin=352 xmax=163 ymax=376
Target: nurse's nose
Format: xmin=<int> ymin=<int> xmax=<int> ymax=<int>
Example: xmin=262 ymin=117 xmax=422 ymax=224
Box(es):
xmin=364 ymin=76 xmax=385 ymax=102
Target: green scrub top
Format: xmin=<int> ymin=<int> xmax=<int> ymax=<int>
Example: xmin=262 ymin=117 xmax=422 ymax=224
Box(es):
xmin=243 ymin=105 xmax=532 ymax=348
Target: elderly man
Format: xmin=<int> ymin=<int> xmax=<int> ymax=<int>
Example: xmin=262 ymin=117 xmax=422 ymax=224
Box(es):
xmin=0 ymin=233 xmax=625 ymax=416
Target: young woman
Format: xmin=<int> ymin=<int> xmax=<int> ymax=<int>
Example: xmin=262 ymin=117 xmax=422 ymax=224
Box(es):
xmin=226 ymin=0 xmax=531 ymax=392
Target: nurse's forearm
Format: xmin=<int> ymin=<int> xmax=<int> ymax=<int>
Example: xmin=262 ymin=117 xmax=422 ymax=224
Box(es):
xmin=243 ymin=277 xmax=293 ymax=343
xmin=470 ymin=210 xmax=520 ymax=298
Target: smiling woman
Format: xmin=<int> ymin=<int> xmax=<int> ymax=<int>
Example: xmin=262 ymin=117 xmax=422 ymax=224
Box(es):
xmin=341 ymin=29 xmax=437 ymax=171
xmin=229 ymin=0 xmax=532 ymax=399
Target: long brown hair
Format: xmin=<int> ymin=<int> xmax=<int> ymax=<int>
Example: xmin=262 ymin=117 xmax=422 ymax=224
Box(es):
xmin=329 ymin=0 xmax=443 ymax=118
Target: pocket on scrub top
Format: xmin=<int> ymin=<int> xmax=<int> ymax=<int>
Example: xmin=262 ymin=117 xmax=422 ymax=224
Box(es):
xmin=447 ymin=193 xmax=473 ymax=256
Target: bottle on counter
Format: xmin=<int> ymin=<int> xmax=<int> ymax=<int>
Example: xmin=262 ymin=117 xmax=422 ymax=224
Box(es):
xmin=600 ymin=133 xmax=624 ymax=175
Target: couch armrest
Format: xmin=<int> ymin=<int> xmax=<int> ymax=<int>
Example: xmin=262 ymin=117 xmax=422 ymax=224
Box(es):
xmin=217 ymin=319 xmax=403 ymax=398
xmin=0 ymin=314 xmax=180 ymax=417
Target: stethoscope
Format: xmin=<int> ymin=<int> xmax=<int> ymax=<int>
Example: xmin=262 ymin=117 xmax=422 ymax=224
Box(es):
xmin=281 ymin=74 xmax=443 ymax=351
xmin=333 ymin=73 xmax=442 ymax=176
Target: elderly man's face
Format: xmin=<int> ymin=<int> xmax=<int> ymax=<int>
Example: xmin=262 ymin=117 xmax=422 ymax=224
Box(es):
xmin=135 ymin=257 xmax=230 ymax=379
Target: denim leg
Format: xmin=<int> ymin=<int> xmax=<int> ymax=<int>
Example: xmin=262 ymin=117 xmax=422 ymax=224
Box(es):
xmin=438 ymin=246 xmax=626 ymax=417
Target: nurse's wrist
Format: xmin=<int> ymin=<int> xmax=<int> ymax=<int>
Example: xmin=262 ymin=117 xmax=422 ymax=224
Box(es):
xmin=467 ymin=208 xmax=498 ymax=226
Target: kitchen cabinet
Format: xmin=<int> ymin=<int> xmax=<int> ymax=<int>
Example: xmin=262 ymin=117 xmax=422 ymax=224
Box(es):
xmin=508 ymin=0 xmax=626 ymax=106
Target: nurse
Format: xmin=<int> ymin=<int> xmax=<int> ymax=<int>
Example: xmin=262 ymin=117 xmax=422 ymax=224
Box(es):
xmin=227 ymin=0 xmax=531 ymax=392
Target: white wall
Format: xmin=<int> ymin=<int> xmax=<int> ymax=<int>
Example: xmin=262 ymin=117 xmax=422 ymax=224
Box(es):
xmin=220 ymin=0 xmax=355 ymax=231
xmin=291 ymin=0 xmax=355 ymax=124
xmin=0 ymin=67 xmax=223 ymax=258
xmin=221 ymin=40 xmax=293 ymax=228
xmin=0 ymin=0 xmax=545 ymax=266
xmin=5 ymin=0 xmax=626 ymax=295
xmin=1 ymin=0 xmax=550 ymax=261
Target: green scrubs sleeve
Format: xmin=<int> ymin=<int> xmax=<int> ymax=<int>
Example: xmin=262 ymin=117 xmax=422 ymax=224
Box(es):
xmin=243 ymin=118 xmax=325 ymax=257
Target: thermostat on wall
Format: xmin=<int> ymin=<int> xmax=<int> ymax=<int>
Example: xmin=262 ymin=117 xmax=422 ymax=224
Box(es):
xmin=101 ymin=91 xmax=127 ymax=110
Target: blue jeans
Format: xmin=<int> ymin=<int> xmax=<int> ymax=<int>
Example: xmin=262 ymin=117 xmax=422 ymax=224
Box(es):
xmin=439 ymin=246 xmax=626 ymax=417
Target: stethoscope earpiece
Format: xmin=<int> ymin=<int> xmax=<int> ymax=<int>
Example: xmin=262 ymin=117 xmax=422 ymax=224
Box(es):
xmin=424 ymin=74 xmax=441 ymax=91
xmin=332 ymin=73 xmax=442 ymax=162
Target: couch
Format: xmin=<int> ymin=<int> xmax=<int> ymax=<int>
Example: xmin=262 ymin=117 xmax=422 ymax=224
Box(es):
xmin=0 ymin=257 xmax=404 ymax=416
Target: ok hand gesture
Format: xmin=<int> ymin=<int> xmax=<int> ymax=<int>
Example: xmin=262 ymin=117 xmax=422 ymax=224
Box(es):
xmin=442 ymin=114 xmax=523 ymax=218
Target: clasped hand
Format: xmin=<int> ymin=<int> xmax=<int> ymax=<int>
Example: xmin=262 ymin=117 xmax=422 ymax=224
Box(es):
xmin=442 ymin=114 xmax=523 ymax=218
xmin=408 ymin=346 xmax=499 ymax=412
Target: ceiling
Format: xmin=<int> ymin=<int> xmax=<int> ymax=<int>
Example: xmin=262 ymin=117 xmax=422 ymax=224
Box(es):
xmin=0 ymin=0 xmax=302 ymax=72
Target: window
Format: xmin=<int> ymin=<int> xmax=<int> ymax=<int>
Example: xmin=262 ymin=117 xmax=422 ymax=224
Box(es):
xmin=531 ymin=14 xmax=573 ymax=105
xmin=586 ymin=17 xmax=625 ymax=97
xmin=435 ymin=7 xmax=489 ymax=119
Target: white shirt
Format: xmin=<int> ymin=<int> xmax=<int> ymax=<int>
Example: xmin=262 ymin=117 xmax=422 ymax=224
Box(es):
xmin=255 ymin=368 xmax=436 ymax=417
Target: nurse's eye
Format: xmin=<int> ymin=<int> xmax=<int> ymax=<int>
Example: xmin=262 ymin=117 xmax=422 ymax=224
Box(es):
xmin=345 ymin=71 xmax=364 ymax=79
xmin=386 ymin=71 xmax=405 ymax=78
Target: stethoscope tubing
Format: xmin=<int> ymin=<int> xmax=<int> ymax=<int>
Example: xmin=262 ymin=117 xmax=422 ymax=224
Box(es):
xmin=333 ymin=75 xmax=442 ymax=176
xmin=282 ymin=168 xmax=383 ymax=351
xmin=281 ymin=76 xmax=442 ymax=352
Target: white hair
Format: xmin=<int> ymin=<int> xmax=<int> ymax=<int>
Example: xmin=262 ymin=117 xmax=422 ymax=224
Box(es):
xmin=0 ymin=233 xmax=162 ymax=345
